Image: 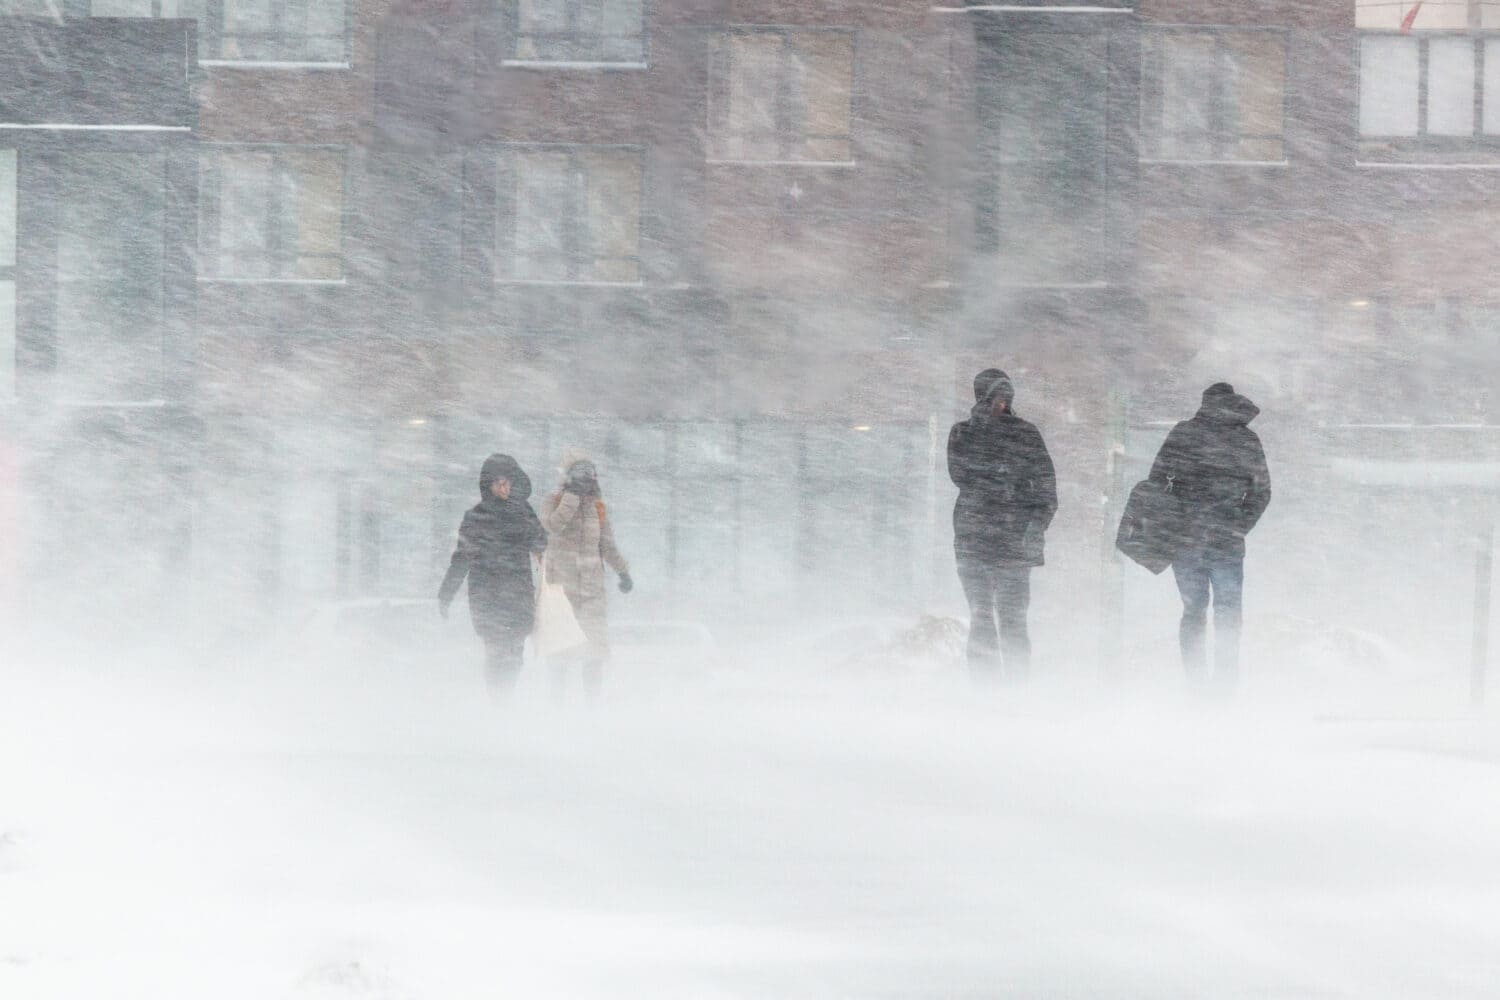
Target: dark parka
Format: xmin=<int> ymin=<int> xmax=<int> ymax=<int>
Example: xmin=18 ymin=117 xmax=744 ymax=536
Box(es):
xmin=1148 ymin=383 xmax=1272 ymax=560
xmin=438 ymin=454 xmax=548 ymax=642
xmin=948 ymin=374 xmax=1059 ymax=567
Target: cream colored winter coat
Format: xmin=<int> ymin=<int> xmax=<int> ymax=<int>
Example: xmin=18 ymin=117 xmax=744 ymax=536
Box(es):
xmin=540 ymin=486 xmax=629 ymax=652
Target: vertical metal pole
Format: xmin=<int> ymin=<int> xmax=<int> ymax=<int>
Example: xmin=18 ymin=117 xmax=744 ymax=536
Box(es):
xmin=262 ymin=473 xmax=282 ymax=613
xmin=1472 ymin=517 xmax=1493 ymax=707
xmin=1100 ymin=386 xmax=1126 ymax=681
xmin=732 ymin=419 xmax=744 ymax=595
xmin=794 ymin=423 xmax=811 ymax=594
xmin=665 ymin=421 xmax=679 ymax=584
xmin=334 ymin=480 xmax=352 ymax=598
xmin=926 ymin=412 xmax=943 ymax=608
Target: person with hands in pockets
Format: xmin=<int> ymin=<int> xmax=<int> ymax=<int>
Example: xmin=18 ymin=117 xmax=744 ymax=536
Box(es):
xmin=541 ymin=448 xmax=633 ymax=697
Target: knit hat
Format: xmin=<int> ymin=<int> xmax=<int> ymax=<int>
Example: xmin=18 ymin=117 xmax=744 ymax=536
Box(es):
xmin=973 ymin=368 xmax=1015 ymax=406
xmin=1202 ymin=382 xmax=1236 ymax=403
xmin=558 ymin=446 xmax=593 ymax=479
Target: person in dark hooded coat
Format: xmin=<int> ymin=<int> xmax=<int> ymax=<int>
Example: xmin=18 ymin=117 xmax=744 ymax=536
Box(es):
xmin=948 ymin=369 xmax=1058 ymax=678
xmin=1148 ymin=382 xmax=1271 ymax=687
xmin=439 ymin=453 xmax=548 ymax=694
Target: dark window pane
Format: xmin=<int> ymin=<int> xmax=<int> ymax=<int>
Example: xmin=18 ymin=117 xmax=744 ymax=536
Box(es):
xmin=979 ymin=31 xmax=1107 ymax=283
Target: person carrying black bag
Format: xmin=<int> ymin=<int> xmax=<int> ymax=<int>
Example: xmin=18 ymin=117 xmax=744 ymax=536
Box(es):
xmin=948 ymin=369 xmax=1058 ymax=679
xmin=1145 ymin=383 xmax=1272 ymax=690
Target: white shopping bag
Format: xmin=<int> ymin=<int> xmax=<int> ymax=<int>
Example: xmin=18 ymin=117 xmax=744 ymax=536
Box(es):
xmin=533 ymin=564 xmax=588 ymax=658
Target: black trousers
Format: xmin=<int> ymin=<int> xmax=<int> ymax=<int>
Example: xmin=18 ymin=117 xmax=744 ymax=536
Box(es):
xmin=482 ymin=628 xmax=527 ymax=697
xmin=957 ymin=556 xmax=1032 ymax=678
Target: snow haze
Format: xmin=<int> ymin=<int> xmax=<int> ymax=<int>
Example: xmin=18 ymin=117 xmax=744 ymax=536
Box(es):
xmin=6 ymin=652 xmax=1500 ymax=999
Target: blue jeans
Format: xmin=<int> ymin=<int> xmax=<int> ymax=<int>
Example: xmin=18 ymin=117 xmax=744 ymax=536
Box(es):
xmin=1172 ymin=551 xmax=1243 ymax=686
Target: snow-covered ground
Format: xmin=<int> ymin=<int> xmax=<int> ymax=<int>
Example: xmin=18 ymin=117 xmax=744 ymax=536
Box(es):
xmin=3 ymin=642 xmax=1498 ymax=1000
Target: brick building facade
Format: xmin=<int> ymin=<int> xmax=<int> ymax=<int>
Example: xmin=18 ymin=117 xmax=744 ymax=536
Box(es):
xmin=1 ymin=1 xmax=1495 ymax=644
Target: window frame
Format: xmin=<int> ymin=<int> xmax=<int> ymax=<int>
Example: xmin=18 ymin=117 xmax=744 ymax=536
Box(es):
xmin=196 ymin=0 xmax=353 ymax=68
xmin=26 ymin=0 xmax=352 ymax=68
xmin=1140 ymin=26 xmax=1289 ymax=164
xmin=1357 ymin=30 xmax=1500 ymax=150
xmin=49 ymin=0 xmax=177 ymax=15
xmin=0 ymin=149 xmax=15 ymax=275
xmin=197 ymin=143 xmax=348 ymax=284
xmin=706 ymin=25 xmax=857 ymax=166
xmin=494 ymin=142 xmax=647 ymax=287
xmin=502 ymin=0 xmax=651 ymax=69
xmin=0 ymin=0 xmax=64 ymax=14
xmin=973 ymin=27 xmax=1110 ymax=286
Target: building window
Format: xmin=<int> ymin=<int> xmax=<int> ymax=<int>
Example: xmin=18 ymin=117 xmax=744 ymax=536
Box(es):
xmin=977 ymin=30 xmax=1108 ymax=285
xmin=1358 ymin=34 xmax=1500 ymax=138
xmin=0 ymin=150 xmax=14 ymax=272
xmin=1356 ymin=0 xmax=1500 ymax=32
xmin=1359 ymin=35 xmax=1421 ymax=136
xmin=1141 ymin=30 xmax=1286 ymax=162
xmin=55 ymin=152 xmax=169 ymax=402
xmin=508 ymin=0 xmax=647 ymax=65
xmin=1356 ymin=1 xmax=1500 ymax=153
xmin=707 ymin=28 xmax=854 ymax=164
xmin=1 ymin=0 xmax=194 ymax=15
xmin=199 ymin=147 xmax=344 ymax=280
xmin=497 ymin=146 xmax=643 ymax=284
xmin=0 ymin=0 xmax=58 ymax=14
xmin=199 ymin=0 xmax=348 ymax=63
xmin=85 ymin=0 xmax=187 ymax=14
xmin=56 ymin=0 xmax=346 ymax=61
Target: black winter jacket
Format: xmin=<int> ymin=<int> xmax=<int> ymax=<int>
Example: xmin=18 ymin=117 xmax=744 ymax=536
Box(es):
xmin=438 ymin=457 xmax=548 ymax=642
xmin=1148 ymin=390 xmax=1271 ymax=560
xmin=948 ymin=399 xmax=1058 ymax=567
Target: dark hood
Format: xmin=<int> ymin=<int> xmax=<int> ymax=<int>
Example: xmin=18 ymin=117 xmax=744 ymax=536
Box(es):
xmin=970 ymin=368 xmax=1015 ymax=421
xmin=479 ymin=453 xmax=532 ymax=502
xmin=1195 ymin=383 xmax=1260 ymax=426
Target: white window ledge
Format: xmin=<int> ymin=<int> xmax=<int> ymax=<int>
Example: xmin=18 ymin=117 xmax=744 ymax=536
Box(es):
xmin=0 ymin=123 xmax=190 ymax=131
xmin=1356 ymin=160 xmax=1500 ymax=170
xmin=1326 ymin=423 xmax=1495 ymax=430
xmin=993 ymin=281 xmax=1111 ymax=290
xmin=921 ymin=279 xmax=1113 ymax=291
xmin=56 ymin=398 xmax=169 ymax=409
xmin=199 ymin=60 xmax=351 ymax=71
xmin=501 ymin=60 xmax=648 ymax=71
xmin=1140 ymin=158 xmax=1290 ymax=167
xmin=932 ymin=4 xmax=1132 ymax=13
xmin=496 ymin=278 xmax=645 ymax=288
xmin=197 ymin=277 xmax=347 ymax=286
xmin=706 ymin=159 xmax=858 ymax=168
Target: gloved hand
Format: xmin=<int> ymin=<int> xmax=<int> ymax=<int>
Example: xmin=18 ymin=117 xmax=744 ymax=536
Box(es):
xmin=618 ymin=572 xmax=634 ymax=594
xmin=565 ymin=460 xmax=599 ymax=496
